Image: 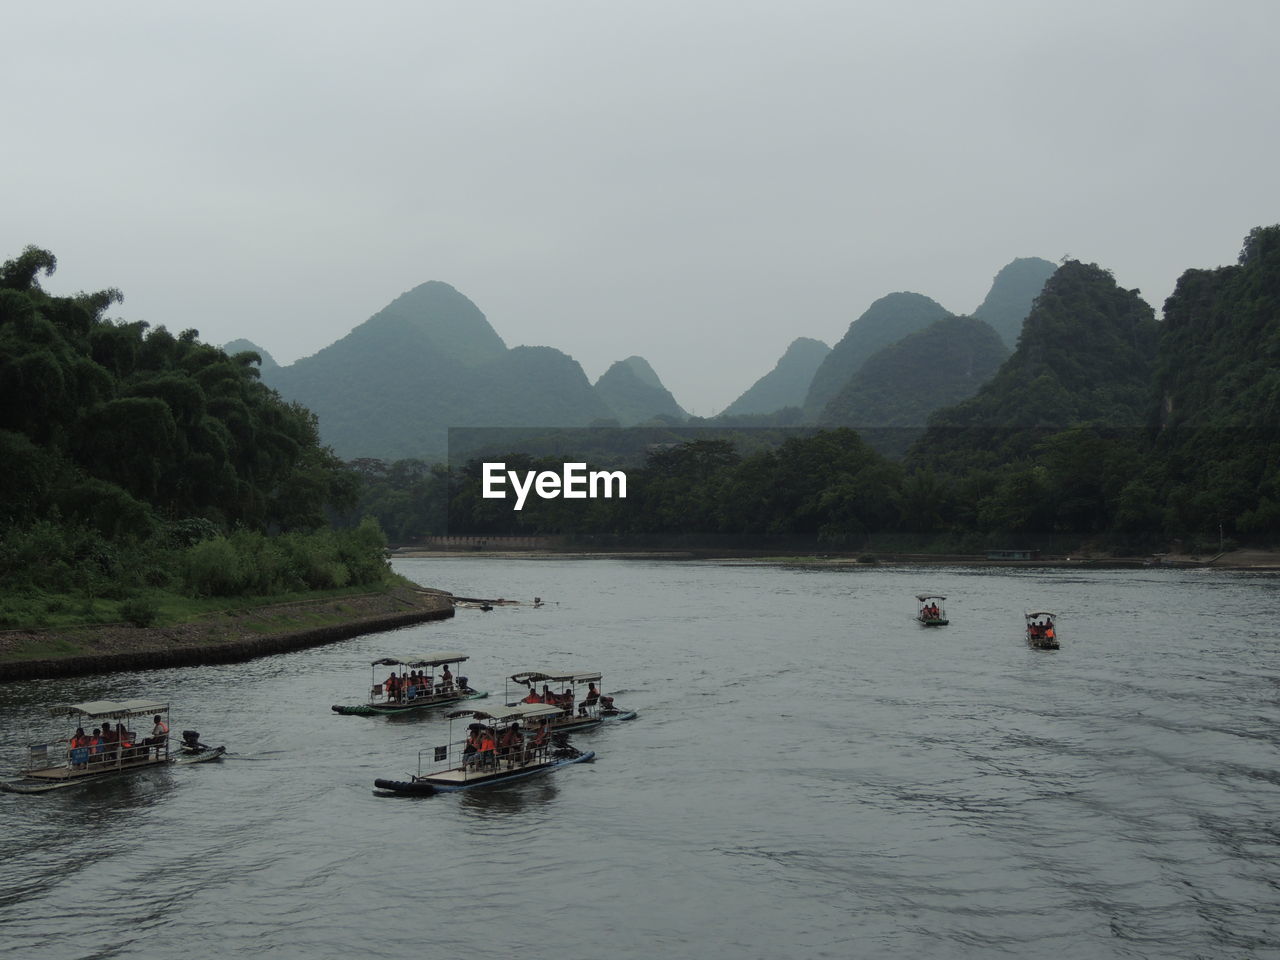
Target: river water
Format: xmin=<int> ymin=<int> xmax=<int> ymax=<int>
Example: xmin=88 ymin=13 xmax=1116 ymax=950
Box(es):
xmin=1 ymin=559 xmax=1278 ymax=959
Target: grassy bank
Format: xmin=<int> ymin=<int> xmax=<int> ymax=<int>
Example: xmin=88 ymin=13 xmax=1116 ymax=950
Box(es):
xmin=0 ymin=581 xmax=454 ymax=678
xmin=0 ymin=572 xmax=419 ymax=634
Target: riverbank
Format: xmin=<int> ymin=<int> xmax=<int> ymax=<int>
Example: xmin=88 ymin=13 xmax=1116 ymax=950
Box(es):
xmin=390 ymin=546 xmax=1280 ymax=570
xmin=0 ymin=585 xmax=454 ymax=681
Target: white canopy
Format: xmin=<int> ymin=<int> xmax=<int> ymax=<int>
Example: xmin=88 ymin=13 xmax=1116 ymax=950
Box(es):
xmin=510 ymin=669 xmax=602 ymax=685
xmin=1025 ymin=610 xmax=1057 ymax=619
xmin=372 ymin=653 xmax=468 ymax=668
xmin=446 ymin=702 xmax=564 ymax=723
xmin=51 ymin=700 xmax=169 ymax=720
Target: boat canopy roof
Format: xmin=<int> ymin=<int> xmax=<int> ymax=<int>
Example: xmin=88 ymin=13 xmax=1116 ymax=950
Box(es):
xmin=916 ymin=594 xmax=946 ymax=601
xmin=50 ymin=699 xmax=169 ymax=720
xmin=509 ymin=669 xmax=602 ymax=685
xmin=446 ymin=702 xmax=565 ymax=723
xmin=1025 ymin=610 xmax=1057 ymax=619
xmin=371 ymin=653 xmax=468 ymax=668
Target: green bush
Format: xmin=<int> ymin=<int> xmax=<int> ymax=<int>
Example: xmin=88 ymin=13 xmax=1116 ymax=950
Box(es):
xmin=119 ymin=597 xmax=158 ymax=627
xmin=182 ymin=537 xmax=244 ymax=596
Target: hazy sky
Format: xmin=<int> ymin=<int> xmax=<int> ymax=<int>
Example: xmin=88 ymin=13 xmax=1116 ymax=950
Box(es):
xmin=6 ymin=1 xmax=1278 ymax=415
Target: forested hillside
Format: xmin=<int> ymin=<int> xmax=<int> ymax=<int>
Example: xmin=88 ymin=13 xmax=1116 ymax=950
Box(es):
xmin=803 ymin=293 xmax=953 ymax=418
xmin=819 ymin=316 xmax=1008 ymax=429
xmin=0 ymin=246 xmax=390 ymax=625
xmin=911 ymin=261 xmax=1159 ymax=471
xmin=1153 ymin=224 xmax=1280 ymax=537
xmin=355 ymin=229 xmax=1280 ymax=553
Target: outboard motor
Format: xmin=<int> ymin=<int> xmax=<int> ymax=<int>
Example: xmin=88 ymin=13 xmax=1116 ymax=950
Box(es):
xmin=457 ymin=676 xmax=469 ymax=691
xmin=182 ymin=730 xmax=204 ymax=751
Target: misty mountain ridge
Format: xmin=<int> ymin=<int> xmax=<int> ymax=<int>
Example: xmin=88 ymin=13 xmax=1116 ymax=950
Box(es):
xmin=819 ymin=315 xmax=1008 ymax=428
xmin=249 ymin=281 xmax=612 ymax=460
xmin=971 ymin=257 xmax=1057 ymax=350
xmin=803 ymin=292 xmax=954 ymax=418
xmin=720 ymin=337 xmax=830 ymax=417
xmin=593 ymin=356 xmax=687 ymax=426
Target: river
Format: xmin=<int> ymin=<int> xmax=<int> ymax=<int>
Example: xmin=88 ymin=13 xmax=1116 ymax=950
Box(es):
xmin=1 ymin=559 xmax=1278 ymax=959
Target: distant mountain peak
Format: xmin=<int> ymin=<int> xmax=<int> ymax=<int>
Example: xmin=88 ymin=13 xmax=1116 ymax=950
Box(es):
xmin=594 ymin=356 xmax=687 ymax=426
xmin=804 ymin=292 xmax=953 ymax=417
xmin=972 ymin=257 xmax=1057 ymax=350
xmin=720 ymin=337 xmax=830 ymax=417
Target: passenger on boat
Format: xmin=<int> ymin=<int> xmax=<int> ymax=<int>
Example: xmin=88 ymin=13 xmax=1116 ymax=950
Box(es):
xmin=579 ymin=683 xmax=600 ymax=716
xmin=145 ymin=714 xmax=169 ymax=757
xmin=478 ymin=728 xmax=498 ymax=768
xmin=100 ymin=722 xmax=120 ymax=761
xmin=440 ymin=666 xmax=454 ymax=692
xmin=522 ymin=686 xmax=543 ymax=704
xmin=523 ymin=723 xmax=547 ymax=763
xmin=69 ymin=728 xmax=89 ymax=768
xmin=88 ymin=728 xmax=104 ymax=763
xmin=462 ymin=724 xmax=483 ymax=767
xmin=120 ymin=724 xmax=141 ymax=759
xmin=499 ymin=723 xmax=523 ymax=765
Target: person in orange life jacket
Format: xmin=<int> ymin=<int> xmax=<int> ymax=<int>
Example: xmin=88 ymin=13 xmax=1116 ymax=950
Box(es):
xmin=499 ymin=722 xmax=522 ymax=762
xmin=478 ymin=728 xmax=497 ymax=767
xmin=69 ymin=728 xmax=89 ymax=768
xmin=522 ymin=686 xmax=543 ymax=704
xmin=146 ymin=714 xmax=169 ymax=756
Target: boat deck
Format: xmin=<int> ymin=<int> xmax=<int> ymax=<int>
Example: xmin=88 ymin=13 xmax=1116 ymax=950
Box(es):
xmin=420 ymin=756 xmax=560 ymax=786
xmin=24 ymin=755 xmax=168 ymax=780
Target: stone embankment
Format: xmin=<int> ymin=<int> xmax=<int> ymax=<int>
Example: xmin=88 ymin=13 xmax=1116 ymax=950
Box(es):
xmin=0 ymin=586 xmax=454 ymax=682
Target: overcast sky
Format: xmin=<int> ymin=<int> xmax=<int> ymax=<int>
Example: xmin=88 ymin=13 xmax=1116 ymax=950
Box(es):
xmin=6 ymin=1 xmax=1278 ymax=415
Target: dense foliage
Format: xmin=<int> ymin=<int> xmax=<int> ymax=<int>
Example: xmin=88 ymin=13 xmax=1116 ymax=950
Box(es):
xmin=1151 ymin=225 xmax=1280 ymax=538
xmin=0 ymin=246 xmax=386 ymax=620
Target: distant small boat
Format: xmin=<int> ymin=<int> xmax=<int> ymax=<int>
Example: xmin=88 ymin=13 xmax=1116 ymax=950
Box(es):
xmin=373 ymin=703 xmax=594 ymax=795
xmin=506 ymin=669 xmax=638 ymax=732
xmin=915 ymin=594 xmax=949 ymax=626
xmin=1025 ymin=610 xmax=1060 ymax=649
xmin=1 ymin=699 xmax=224 ymax=795
xmin=332 ymin=653 xmax=487 ymax=716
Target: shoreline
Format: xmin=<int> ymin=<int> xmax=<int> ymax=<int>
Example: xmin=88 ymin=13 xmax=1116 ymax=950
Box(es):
xmin=0 ymin=585 xmax=454 ymax=682
xmin=389 ymin=547 xmax=1280 ymax=571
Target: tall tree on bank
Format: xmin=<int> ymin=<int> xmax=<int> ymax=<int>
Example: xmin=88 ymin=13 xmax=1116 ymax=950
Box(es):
xmin=0 ymin=245 xmax=357 ymax=536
